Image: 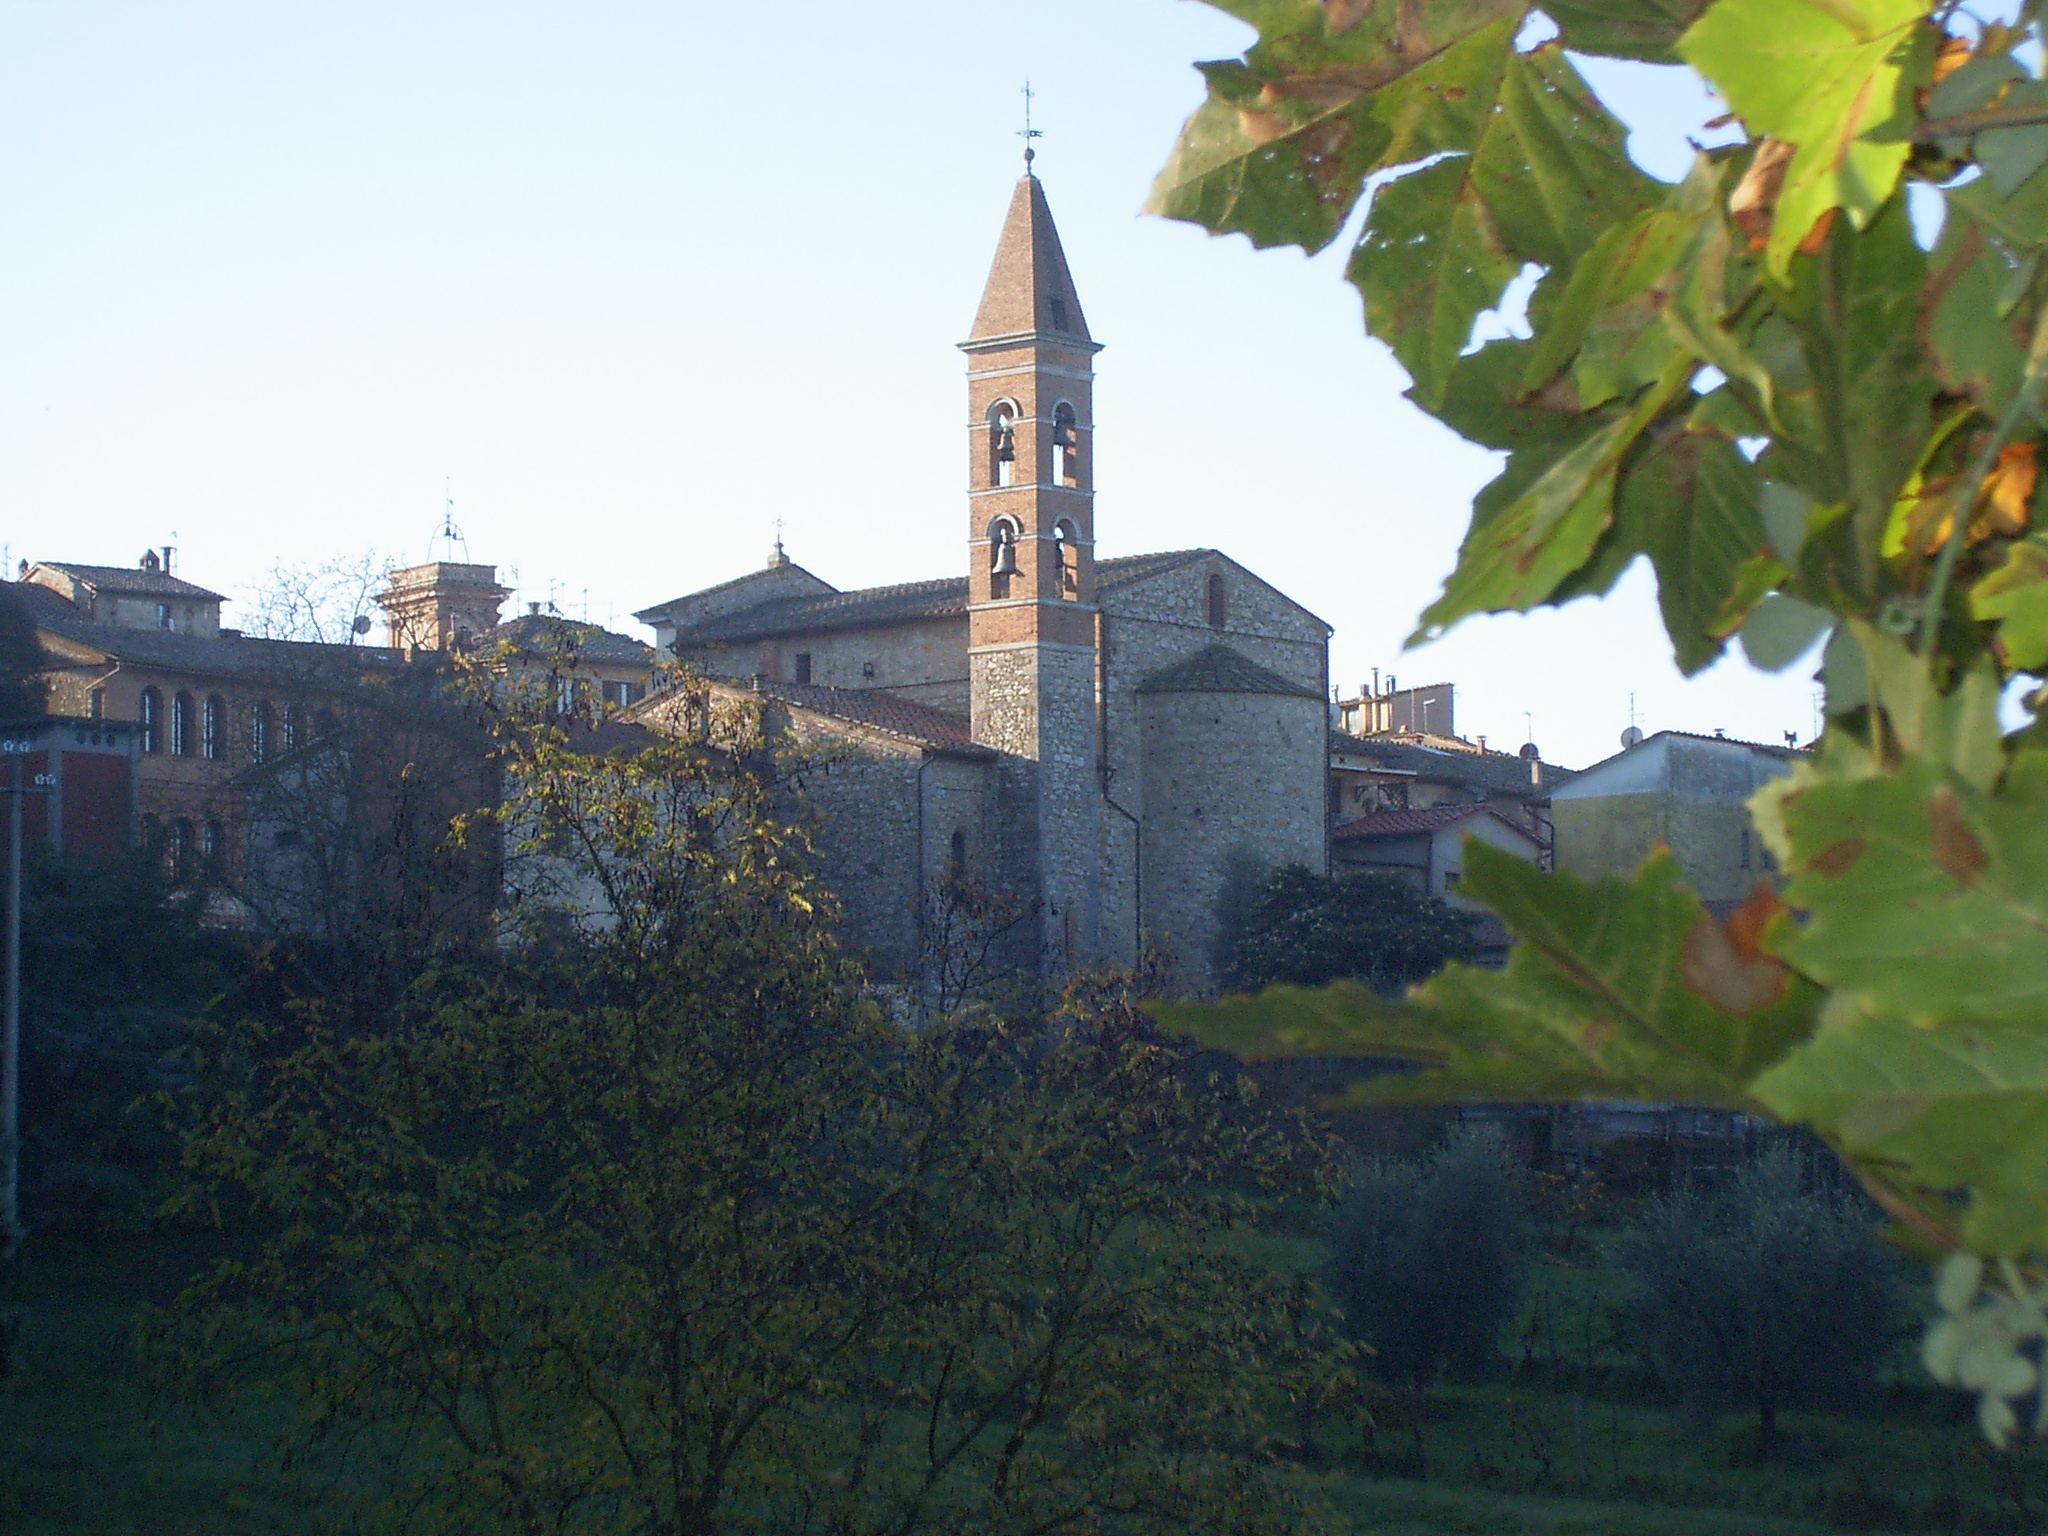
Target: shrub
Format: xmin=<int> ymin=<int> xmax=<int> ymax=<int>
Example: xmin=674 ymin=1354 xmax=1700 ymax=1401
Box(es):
xmin=1613 ymin=1148 xmax=1905 ymax=1458
xmin=1326 ymin=1128 xmax=1531 ymax=1390
xmin=1223 ymin=864 xmax=1478 ymax=994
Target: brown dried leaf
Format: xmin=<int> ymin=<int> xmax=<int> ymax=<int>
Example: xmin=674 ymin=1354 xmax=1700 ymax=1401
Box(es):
xmin=1730 ymin=138 xmax=1797 ymax=252
xmin=1808 ymin=836 xmax=1867 ymax=877
xmin=1929 ymin=783 xmax=1990 ymax=886
xmin=1680 ymin=886 xmax=1793 ymax=1016
xmin=1322 ymin=0 xmax=1372 ymax=35
xmin=1985 ymin=441 xmax=2036 ymax=538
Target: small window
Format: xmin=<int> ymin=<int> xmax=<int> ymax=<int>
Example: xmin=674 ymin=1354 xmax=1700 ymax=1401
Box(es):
xmin=1053 ymin=520 xmax=1079 ymax=599
xmin=949 ymin=828 xmax=967 ymax=879
xmin=793 ymin=652 xmax=812 ymax=684
xmin=156 ymin=602 xmax=173 ymax=630
xmin=602 ymin=680 xmax=637 ymax=709
xmin=1049 ymin=295 xmax=1069 ymax=331
xmin=282 ymin=704 xmax=302 ymax=752
xmin=139 ymin=688 xmax=161 ymax=754
xmin=202 ymin=694 xmax=225 ymax=761
xmin=170 ymin=691 xmax=194 ymax=756
xmin=1206 ymin=573 xmax=1227 ymax=628
xmin=203 ymin=819 xmax=224 ymax=867
xmin=251 ymin=702 xmax=271 ymax=763
xmin=1741 ymin=827 xmax=1752 ymax=870
xmin=88 ymin=687 xmax=105 ymax=721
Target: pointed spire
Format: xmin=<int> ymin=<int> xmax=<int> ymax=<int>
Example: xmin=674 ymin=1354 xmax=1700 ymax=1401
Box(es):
xmin=967 ymin=174 xmax=1092 ymax=344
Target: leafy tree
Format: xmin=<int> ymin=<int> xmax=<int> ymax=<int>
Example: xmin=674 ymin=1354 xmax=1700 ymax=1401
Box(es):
xmin=1325 ymin=1129 xmax=1532 ymax=1396
xmin=0 ymin=584 xmax=46 ymax=720
xmin=1143 ymin=0 xmax=2048 ymax=1439
xmin=18 ymin=844 xmax=234 ymax=1235
xmin=1222 ymin=864 xmax=1479 ymax=993
xmin=1614 ymin=1149 xmax=1905 ymax=1458
xmin=153 ymin=679 xmax=1340 ymax=1534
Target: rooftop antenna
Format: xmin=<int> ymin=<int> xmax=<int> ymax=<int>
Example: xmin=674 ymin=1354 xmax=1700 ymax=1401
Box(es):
xmin=430 ymin=479 xmax=470 ymax=562
xmin=1524 ymin=710 xmax=1534 ymax=744
xmin=1019 ymin=80 xmax=1043 ymax=170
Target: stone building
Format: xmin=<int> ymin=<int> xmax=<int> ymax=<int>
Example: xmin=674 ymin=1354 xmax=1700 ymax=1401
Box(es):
xmin=1551 ymin=729 xmax=1805 ymax=910
xmin=634 ymin=168 xmax=1332 ymax=987
xmin=1328 ymin=728 xmax=1569 ymax=861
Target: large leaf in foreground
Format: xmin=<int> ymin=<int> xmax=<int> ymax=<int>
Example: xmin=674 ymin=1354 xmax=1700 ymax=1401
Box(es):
xmin=1753 ymin=1007 xmax=2048 ymax=1254
xmin=1154 ymin=843 xmax=1821 ymax=1106
xmin=1678 ymin=0 xmax=1928 ymax=277
xmin=1757 ymin=748 xmax=2048 ymax=1029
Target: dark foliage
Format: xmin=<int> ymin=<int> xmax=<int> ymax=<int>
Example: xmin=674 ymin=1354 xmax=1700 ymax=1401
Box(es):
xmin=1613 ymin=1148 xmax=1907 ymax=1458
xmin=0 ymin=585 xmax=46 ymax=721
xmin=1222 ymin=863 xmax=1479 ymax=993
xmin=1326 ymin=1128 xmax=1531 ymax=1390
xmin=19 ymin=846 xmax=237 ymax=1234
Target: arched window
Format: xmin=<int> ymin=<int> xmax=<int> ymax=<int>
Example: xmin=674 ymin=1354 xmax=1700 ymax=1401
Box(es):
xmin=987 ymin=402 xmax=1017 ymax=488
xmin=987 ymin=516 xmax=1020 ymax=600
xmin=282 ymin=704 xmax=303 ymax=752
xmin=949 ymin=828 xmax=967 ymax=880
xmin=170 ymin=691 xmax=194 ymax=756
xmin=202 ymin=694 xmax=225 ymax=761
xmin=1052 ymin=402 xmax=1079 ymax=488
xmin=139 ymin=687 xmax=161 ymax=754
xmin=168 ymin=818 xmax=192 ymax=882
xmin=251 ymin=702 xmax=271 ymax=764
xmin=1053 ymin=519 xmax=1080 ymax=599
xmin=1206 ymin=573 xmax=1227 ymax=628
xmin=202 ymin=819 xmax=225 ymax=869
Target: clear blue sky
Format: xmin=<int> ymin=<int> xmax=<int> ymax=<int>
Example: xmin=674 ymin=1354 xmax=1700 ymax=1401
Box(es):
xmin=2 ymin=1 xmax=1829 ymax=768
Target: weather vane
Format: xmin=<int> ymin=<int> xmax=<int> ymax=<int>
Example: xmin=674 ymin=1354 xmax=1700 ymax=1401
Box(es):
xmin=1020 ymin=80 xmax=1043 ymax=168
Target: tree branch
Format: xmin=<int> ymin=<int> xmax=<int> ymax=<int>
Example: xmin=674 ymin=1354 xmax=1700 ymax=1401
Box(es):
xmin=1915 ymin=101 xmax=2048 ymax=142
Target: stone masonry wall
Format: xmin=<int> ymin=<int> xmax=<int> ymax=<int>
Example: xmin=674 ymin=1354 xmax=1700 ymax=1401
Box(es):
xmin=1138 ymin=687 xmax=1327 ymax=991
xmin=681 ymin=617 xmax=971 ymax=716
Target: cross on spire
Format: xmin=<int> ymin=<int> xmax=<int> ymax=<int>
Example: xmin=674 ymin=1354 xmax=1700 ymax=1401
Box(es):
xmin=1019 ymin=80 xmax=1043 ymax=169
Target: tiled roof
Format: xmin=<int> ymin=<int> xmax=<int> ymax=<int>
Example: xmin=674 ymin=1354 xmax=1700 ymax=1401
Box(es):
xmin=669 ymin=550 xmax=1220 ymax=649
xmin=748 ymin=679 xmax=990 ymax=756
xmin=21 ymin=582 xmax=408 ymax=683
xmin=1332 ymin=804 xmax=1527 ymax=841
xmin=33 ymin=562 xmax=227 ymax=603
xmin=1330 ymin=729 xmax=1576 ymax=796
xmin=484 ymin=613 xmax=656 ymax=665
xmin=1134 ymin=644 xmax=1320 ymax=698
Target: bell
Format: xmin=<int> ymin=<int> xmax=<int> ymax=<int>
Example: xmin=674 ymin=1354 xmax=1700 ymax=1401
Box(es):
xmin=995 ymin=427 xmax=1015 ymax=462
xmin=991 ymin=539 xmax=1019 ymax=577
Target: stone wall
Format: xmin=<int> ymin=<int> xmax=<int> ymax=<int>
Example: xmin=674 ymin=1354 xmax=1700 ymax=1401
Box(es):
xmin=682 ymin=616 xmax=971 ymax=716
xmin=1137 ymin=687 xmax=1327 ymax=991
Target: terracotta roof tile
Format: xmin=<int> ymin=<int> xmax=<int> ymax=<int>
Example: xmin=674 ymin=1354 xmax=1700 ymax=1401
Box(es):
xmin=1332 ymin=803 xmax=1517 ymax=840
xmin=749 ymin=679 xmax=989 ymax=756
xmin=1134 ymin=644 xmax=1320 ymax=698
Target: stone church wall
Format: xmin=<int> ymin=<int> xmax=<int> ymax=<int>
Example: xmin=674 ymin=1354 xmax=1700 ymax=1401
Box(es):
xmin=682 ymin=617 xmax=971 ymax=716
xmin=1137 ymin=687 xmax=1328 ymax=990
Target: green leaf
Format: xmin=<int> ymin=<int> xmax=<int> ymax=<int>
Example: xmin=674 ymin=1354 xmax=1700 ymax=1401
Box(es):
xmin=1973 ymin=535 xmax=2048 ymax=670
xmin=1155 ymin=842 xmax=1822 ymax=1108
xmin=1413 ymin=350 xmax=1692 ymax=640
xmin=1740 ymin=592 xmax=1835 ymax=670
xmin=1350 ymin=41 xmax=1656 ymax=408
xmin=1612 ymin=428 xmax=1776 ymax=674
xmin=1521 ymin=208 xmax=1695 ymax=395
xmin=1978 ymin=85 xmax=2048 ymax=198
xmin=1678 ymin=0 xmax=1930 ymax=278
xmin=1143 ymin=4 xmax=1524 ymax=254
xmin=1950 ymin=164 xmax=2048 ymax=250
xmin=1923 ymin=205 xmax=2035 ymax=421
xmin=1756 ymin=745 xmax=2048 ymax=1029
xmin=1751 ymin=1005 xmax=2048 ymax=1255
xmin=1544 ymin=0 xmax=1715 ymax=63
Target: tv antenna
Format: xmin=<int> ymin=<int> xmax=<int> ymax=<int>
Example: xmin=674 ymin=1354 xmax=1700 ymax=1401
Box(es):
xmin=1019 ymin=81 xmax=1043 ymax=168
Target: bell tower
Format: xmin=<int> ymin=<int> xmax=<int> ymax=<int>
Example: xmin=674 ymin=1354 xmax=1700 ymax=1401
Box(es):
xmin=961 ymin=165 xmax=1105 ymax=968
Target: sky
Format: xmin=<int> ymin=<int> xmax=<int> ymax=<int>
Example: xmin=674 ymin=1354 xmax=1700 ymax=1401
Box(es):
xmin=2 ymin=1 xmax=1835 ymax=770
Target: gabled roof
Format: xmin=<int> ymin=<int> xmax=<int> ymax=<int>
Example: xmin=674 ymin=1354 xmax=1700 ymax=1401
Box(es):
xmin=21 ymin=581 xmax=408 ymax=684
xmin=1330 ymin=729 xmax=1576 ymax=797
xmin=1332 ymin=804 xmax=1536 ymax=842
xmin=966 ymin=173 xmax=1094 ymax=346
xmin=633 ymin=558 xmax=835 ymax=624
xmin=31 ymin=561 xmax=225 ymax=603
xmin=741 ymin=678 xmax=990 ymax=757
xmin=484 ymin=613 xmax=656 ymax=665
xmin=1134 ymin=644 xmax=1320 ymax=699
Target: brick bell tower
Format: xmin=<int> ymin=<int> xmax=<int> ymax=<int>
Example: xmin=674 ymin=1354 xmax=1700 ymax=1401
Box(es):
xmin=961 ymin=158 xmax=1105 ymax=969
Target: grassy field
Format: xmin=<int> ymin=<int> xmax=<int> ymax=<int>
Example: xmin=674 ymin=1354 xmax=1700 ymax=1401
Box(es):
xmin=1 ymin=1236 xmax=2043 ymax=1535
